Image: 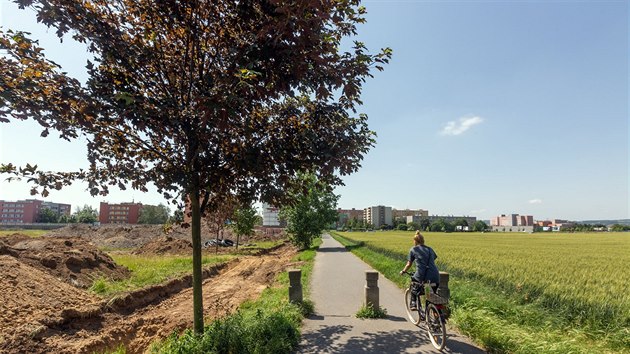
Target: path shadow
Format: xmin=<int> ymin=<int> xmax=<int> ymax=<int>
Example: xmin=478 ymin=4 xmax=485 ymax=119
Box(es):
xmin=298 ymin=325 xmax=486 ymax=354
xmin=317 ymin=246 xmax=349 ymax=253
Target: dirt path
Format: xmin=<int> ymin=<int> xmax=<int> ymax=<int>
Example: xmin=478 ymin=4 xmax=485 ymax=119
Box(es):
xmin=3 ymin=244 xmax=298 ymax=354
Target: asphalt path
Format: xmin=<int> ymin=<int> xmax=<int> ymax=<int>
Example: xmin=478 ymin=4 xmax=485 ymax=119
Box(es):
xmin=298 ymin=233 xmax=486 ymax=354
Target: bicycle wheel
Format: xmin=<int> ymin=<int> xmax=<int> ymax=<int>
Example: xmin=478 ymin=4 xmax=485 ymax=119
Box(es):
xmin=426 ymin=303 xmax=447 ymax=351
xmin=404 ymin=287 xmax=421 ymax=325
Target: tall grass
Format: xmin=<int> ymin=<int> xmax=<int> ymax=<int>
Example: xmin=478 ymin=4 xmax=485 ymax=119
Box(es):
xmin=331 ymin=231 xmax=630 ymax=354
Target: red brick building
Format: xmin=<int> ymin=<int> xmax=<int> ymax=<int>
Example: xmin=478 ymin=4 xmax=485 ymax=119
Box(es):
xmin=99 ymin=202 xmax=142 ymax=224
xmin=0 ymin=199 xmax=71 ymax=224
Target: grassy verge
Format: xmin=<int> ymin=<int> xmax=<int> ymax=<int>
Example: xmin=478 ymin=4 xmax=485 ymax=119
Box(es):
xmin=0 ymin=229 xmax=49 ymax=237
xmin=149 ymin=238 xmax=322 ymax=354
xmin=330 ymin=231 xmax=629 ymax=354
xmin=91 ymin=254 xmax=235 ymax=295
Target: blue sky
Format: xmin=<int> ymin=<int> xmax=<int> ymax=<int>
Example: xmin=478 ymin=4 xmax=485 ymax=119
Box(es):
xmin=1 ymin=1 xmax=628 ymax=221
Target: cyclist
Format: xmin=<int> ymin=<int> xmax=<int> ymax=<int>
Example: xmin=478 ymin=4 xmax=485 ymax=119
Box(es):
xmin=399 ymin=231 xmax=440 ymax=311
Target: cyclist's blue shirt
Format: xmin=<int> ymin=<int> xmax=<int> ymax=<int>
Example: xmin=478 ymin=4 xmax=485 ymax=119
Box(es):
xmin=408 ymin=245 xmax=440 ymax=284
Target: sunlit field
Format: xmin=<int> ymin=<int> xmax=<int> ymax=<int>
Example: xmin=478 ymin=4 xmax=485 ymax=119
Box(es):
xmin=333 ymin=231 xmax=630 ymax=353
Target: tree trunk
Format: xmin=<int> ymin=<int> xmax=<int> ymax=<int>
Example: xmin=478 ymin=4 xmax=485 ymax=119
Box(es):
xmin=189 ymin=191 xmax=204 ymax=334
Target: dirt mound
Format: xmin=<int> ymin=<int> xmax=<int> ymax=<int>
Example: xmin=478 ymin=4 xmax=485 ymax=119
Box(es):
xmin=133 ymin=236 xmax=193 ymax=255
xmin=1 ymin=243 xmax=298 ymax=354
xmin=0 ymin=234 xmax=130 ymax=288
xmin=0 ymin=255 xmax=101 ymax=352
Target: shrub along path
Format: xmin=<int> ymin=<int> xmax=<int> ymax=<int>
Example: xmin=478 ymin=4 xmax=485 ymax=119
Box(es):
xmin=299 ymin=233 xmax=485 ymax=353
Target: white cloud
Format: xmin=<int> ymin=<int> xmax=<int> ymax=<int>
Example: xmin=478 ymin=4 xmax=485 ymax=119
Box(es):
xmin=440 ymin=116 xmax=484 ymax=136
xmin=529 ymin=199 xmax=543 ymax=204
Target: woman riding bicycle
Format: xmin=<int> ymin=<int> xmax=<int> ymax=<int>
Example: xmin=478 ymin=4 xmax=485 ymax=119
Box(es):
xmin=399 ymin=231 xmax=440 ymax=310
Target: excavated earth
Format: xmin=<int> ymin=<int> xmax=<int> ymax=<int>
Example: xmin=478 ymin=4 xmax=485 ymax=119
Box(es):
xmin=0 ymin=234 xmax=297 ymax=354
xmin=0 ymin=234 xmax=129 ymax=288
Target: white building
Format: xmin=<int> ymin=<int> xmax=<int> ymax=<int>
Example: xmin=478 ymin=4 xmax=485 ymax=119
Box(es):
xmin=262 ymin=203 xmax=280 ymax=227
xmin=364 ymin=205 xmax=393 ymax=228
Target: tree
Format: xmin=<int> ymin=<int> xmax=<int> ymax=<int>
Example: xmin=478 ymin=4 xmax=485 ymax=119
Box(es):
xmin=407 ymin=222 xmax=420 ymax=231
xmin=74 ymin=205 xmax=98 ymax=224
xmin=396 ymin=223 xmax=408 ymax=231
xmin=37 ymin=207 xmax=59 ymax=223
xmin=231 ymin=204 xmax=258 ymax=250
xmin=1 ymin=1 xmax=390 ymax=334
xmin=280 ymin=173 xmax=339 ymax=250
xmin=419 ymin=218 xmax=431 ymax=231
xmin=138 ymin=204 xmax=170 ymax=224
xmin=169 ymin=209 xmax=184 ymax=224
xmin=473 ymin=220 xmax=488 ymax=232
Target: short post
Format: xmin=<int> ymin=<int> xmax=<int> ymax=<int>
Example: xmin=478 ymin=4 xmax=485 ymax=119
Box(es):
xmin=437 ymin=271 xmax=450 ymax=300
xmin=288 ymin=269 xmax=303 ymax=303
xmin=365 ymin=271 xmax=379 ymax=308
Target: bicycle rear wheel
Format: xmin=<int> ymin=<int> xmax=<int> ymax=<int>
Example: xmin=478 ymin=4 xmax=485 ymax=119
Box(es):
xmin=426 ymin=303 xmax=447 ymax=351
xmin=404 ymin=287 xmax=421 ymax=325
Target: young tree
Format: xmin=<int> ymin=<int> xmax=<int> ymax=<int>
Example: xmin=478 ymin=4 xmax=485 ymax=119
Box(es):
xmin=1 ymin=1 xmax=390 ymax=333
xmin=231 ymin=204 xmax=258 ymax=250
xmin=473 ymin=220 xmax=488 ymax=232
xmin=74 ymin=205 xmax=98 ymax=224
xmin=280 ymin=173 xmax=339 ymax=250
xmin=37 ymin=207 xmax=59 ymax=223
xmin=138 ymin=204 xmax=170 ymax=224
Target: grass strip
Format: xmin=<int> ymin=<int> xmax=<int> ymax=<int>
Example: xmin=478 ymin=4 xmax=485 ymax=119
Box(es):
xmin=91 ymin=254 xmax=234 ymax=296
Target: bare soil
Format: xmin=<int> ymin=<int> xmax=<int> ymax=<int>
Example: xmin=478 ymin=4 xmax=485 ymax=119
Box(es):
xmin=0 ymin=243 xmax=297 ymax=354
xmin=132 ymin=236 xmax=193 ymax=255
xmin=0 ymin=234 xmax=130 ymax=288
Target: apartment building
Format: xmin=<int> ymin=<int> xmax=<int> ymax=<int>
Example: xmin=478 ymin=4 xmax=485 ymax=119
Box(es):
xmin=491 ymin=214 xmax=534 ymax=227
xmin=99 ymin=202 xmax=142 ymax=224
xmin=262 ymin=202 xmax=281 ymax=227
xmin=364 ymin=205 xmax=393 ymax=228
xmin=392 ymin=208 xmax=428 ymax=219
xmin=0 ymin=199 xmax=71 ymax=224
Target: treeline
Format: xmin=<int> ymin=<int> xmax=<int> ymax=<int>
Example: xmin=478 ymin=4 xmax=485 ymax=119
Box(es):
xmin=560 ymin=223 xmax=630 ymax=232
xmin=340 ymin=217 xmax=489 ymax=233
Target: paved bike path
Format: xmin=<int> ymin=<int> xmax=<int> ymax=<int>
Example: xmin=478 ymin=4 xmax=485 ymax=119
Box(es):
xmin=298 ymin=233 xmax=486 ymax=354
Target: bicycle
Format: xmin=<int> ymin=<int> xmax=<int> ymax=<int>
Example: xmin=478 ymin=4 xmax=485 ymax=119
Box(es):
xmin=402 ymin=271 xmax=448 ymax=351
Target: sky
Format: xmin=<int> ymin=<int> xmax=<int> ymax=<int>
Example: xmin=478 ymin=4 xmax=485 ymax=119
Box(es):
xmin=0 ymin=1 xmax=628 ymax=221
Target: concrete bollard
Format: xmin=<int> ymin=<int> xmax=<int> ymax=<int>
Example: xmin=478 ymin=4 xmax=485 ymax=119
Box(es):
xmin=288 ymin=269 xmax=303 ymax=303
xmin=437 ymin=271 xmax=450 ymax=300
xmin=365 ymin=271 xmax=379 ymax=308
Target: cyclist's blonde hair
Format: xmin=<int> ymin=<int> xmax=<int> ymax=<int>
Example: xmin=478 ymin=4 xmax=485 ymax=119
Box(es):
xmin=414 ymin=231 xmax=425 ymax=245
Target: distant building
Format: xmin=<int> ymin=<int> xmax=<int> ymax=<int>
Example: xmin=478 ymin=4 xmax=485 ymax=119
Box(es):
xmin=491 ymin=214 xmax=534 ymax=227
xmin=364 ymin=205 xmax=393 ymax=228
xmin=337 ymin=208 xmax=365 ymax=227
xmin=262 ymin=203 xmax=281 ymax=227
xmin=99 ymin=202 xmax=142 ymax=224
xmin=0 ymin=199 xmax=71 ymax=224
xmin=392 ymin=208 xmax=428 ymax=219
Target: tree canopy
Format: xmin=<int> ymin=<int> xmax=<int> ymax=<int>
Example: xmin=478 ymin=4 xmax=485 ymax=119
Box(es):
xmin=0 ymin=0 xmax=390 ymax=333
xmin=138 ymin=204 xmax=170 ymax=224
xmin=279 ymin=173 xmax=339 ymax=250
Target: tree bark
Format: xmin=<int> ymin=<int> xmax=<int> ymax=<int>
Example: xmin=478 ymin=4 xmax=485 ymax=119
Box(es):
xmin=189 ymin=190 xmax=204 ymax=334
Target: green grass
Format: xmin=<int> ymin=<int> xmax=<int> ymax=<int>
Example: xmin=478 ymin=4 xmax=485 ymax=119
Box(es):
xmin=150 ymin=237 xmax=322 ymax=354
xmin=356 ymin=304 xmax=388 ymax=319
xmin=90 ymin=254 xmax=234 ymax=295
xmin=0 ymin=229 xmax=49 ymax=237
xmin=331 ymin=231 xmax=630 ymax=354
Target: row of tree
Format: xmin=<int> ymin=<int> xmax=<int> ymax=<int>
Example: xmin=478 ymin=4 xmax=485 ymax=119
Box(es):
xmin=341 ymin=217 xmax=489 ymax=232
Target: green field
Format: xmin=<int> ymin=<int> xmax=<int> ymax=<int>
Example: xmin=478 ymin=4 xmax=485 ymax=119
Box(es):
xmin=0 ymin=229 xmax=49 ymax=237
xmin=332 ymin=231 xmax=630 ymax=354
